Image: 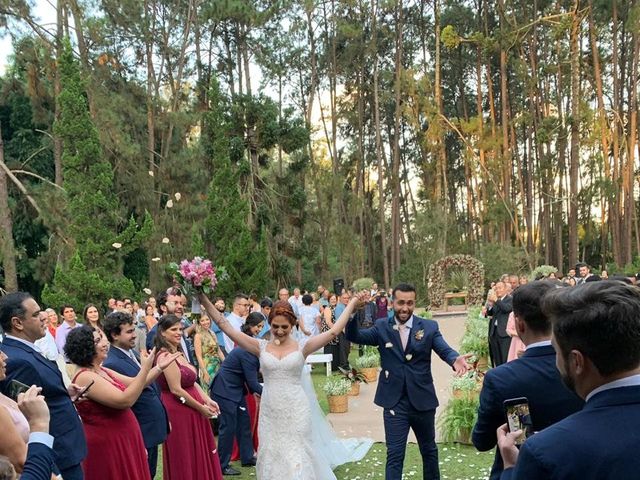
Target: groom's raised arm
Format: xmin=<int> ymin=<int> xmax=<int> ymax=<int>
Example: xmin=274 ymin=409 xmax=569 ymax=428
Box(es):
xmin=345 ymin=316 xmax=378 ymax=346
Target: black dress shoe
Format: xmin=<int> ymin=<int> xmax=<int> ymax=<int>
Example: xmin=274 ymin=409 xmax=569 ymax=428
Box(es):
xmin=222 ymin=466 xmax=241 ymax=476
xmin=241 ymin=457 xmax=257 ymax=467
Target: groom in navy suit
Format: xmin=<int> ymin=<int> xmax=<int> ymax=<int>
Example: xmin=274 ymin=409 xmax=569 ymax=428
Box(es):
xmin=346 ymin=283 xmax=470 ymax=480
xmin=102 ymin=311 xmax=169 ymax=478
xmin=0 ymin=292 xmax=87 ymax=480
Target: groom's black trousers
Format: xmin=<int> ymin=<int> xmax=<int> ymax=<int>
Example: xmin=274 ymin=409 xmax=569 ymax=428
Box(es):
xmin=383 ymin=395 xmax=439 ymax=480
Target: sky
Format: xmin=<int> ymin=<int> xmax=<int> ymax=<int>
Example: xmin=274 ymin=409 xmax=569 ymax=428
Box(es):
xmin=1 ymin=0 xmax=56 ymax=75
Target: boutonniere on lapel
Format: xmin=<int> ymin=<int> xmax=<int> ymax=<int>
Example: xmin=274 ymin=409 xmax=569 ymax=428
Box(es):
xmin=385 ymin=342 xmax=393 ymax=348
xmin=414 ymin=329 xmax=425 ymax=341
xmin=392 ymin=324 xmax=399 ymax=331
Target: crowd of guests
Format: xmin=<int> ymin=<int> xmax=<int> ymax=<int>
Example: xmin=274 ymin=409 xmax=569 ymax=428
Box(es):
xmin=478 ymin=264 xmax=640 ymax=479
xmin=0 ymin=282 xmax=389 ymax=480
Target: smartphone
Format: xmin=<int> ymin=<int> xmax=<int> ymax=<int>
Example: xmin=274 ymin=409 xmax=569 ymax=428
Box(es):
xmin=8 ymin=380 xmax=31 ymax=401
xmin=504 ymin=397 xmax=533 ymax=446
xmin=72 ymin=380 xmax=95 ymax=403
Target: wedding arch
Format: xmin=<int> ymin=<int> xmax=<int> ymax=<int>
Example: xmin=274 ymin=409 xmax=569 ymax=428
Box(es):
xmin=427 ymin=254 xmax=485 ymax=309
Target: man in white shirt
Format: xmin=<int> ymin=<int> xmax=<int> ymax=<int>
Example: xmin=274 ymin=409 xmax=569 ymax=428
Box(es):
xmin=288 ymin=288 xmax=303 ymax=317
xmin=223 ymin=294 xmax=251 ymax=353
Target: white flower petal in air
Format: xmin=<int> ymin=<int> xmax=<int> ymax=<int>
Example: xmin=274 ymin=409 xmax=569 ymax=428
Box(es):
xmin=161 ymin=237 xmax=170 ymax=244
xmin=148 ymin=170 xmax=154 ymax=177
xmin=151 ymin=257 xmax=161 ymax=262
xmin=112 ymin=242 xmax=122 ymax=249
xmin=174 ymin=192 xmax=181 ymax=201
xmin=166 ymin=199 xmax=174 ymax=208
xmin=143 ymin=288 xmax=152 ymax=295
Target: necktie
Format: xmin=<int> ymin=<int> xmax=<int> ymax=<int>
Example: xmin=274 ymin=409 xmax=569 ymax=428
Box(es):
xmin=399 ymin=324 xmax=408 ymax=350
xmin=129 ymin=350 xmax=141 ymax=367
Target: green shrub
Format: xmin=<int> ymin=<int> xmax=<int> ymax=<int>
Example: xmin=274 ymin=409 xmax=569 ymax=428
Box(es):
xmin=438 ymin=396 xmax=480 ymax=443
xmin=322 ymin=377 xmax=351 ymax=396
xmin=353 ymin=354 xmax=380 ymax=369
xmin=352 ymin=277 xmax=376 ymax=291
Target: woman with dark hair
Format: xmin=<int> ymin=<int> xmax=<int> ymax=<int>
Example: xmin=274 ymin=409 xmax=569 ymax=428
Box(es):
xmin=321 ymin=293 xmax=341 ymax=371
xmin=199 ymin=293 xmax=366 ymax=479
xmin=154 ymin=315 xmax=223 ymax=480
xmin=83 ymin=305 xmax=103 ymax=332
xmin=65 ymin=325 xmax=178 ymax=480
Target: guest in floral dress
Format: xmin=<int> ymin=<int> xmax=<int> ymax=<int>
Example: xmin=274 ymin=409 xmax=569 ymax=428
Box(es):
xmin=193 ymin=315 xmax=225 ymax=388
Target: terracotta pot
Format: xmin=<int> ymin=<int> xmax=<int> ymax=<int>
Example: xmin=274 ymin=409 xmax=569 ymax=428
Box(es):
xmin=348 ymin=382 xmax=361 ymax=396
xmin=361 ymin=367 xmax=379 ymax=383
xmin=476 ymin=356 xmax=489 ymax=371
xmin=327 ymin=394 xmax=348 ymax=413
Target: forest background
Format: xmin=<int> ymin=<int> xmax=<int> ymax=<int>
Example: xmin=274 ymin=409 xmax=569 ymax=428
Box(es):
xmin=0 ymin=0 xmax=637 ymax=307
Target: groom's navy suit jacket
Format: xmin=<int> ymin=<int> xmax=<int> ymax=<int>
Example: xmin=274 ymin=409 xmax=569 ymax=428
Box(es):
xmin=0 ymin=336 xmax=87 ymax=471
xmin=210 ymin=347 xmax=262 ymax=403
xmin=502 ymin=385 xmax=640 ymax=480
xmin=472 ymin=344 xmax=584 ymax=479
xmin=103 ymin=346 xmax=169 ymax=449
xmin=346 ymin=315 xmax=458 ymax=411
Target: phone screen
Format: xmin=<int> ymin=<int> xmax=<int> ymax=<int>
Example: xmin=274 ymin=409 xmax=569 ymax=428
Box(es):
xmin=73 ymin=380 xmax=95 ymax=403
xmin=8 ymin=380 xmax=31 ymax=401
xmin=504 ymin=398 xmax=533 ymax=445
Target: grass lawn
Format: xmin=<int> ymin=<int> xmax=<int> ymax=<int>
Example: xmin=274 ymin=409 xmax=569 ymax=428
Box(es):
xmin=155 ymin=443 xmax=493 ymax=479
xmin=154 ymin=349 xmax=493 ymax=479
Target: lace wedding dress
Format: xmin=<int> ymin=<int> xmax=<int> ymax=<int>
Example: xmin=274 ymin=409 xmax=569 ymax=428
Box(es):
xmin=256 ymin=339 xmax=333 ymax=479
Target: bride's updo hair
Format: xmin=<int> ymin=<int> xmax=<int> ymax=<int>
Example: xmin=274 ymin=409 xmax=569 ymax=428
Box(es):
xmin=268 ymin=300 xmax=298 ymax=327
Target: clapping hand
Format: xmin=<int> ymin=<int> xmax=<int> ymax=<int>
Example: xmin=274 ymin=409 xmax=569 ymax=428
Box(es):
xmin=496 ymin=423 xmax=522 ymax=469
xmin=157 ymin=351 xmax=181 ymax=370
xmin=452 ymin=353 xmax=474 ymax=376
xmin=202 ymin=397 xmax=220 ymax=418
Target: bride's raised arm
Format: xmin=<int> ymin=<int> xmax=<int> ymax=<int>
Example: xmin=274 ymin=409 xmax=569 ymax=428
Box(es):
xmin=302 ymin=293 xmax=365 ymax=357
xmin=198 ymin=292 xmax=261 ymax=357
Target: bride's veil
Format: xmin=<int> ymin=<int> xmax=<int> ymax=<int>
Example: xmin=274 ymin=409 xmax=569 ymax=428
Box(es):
xmin=297 ymin=332 xmax=374 ymax=469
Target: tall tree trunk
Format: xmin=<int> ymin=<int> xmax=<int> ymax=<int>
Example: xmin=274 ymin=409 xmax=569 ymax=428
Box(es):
xmin=568 ymin=0 xmax=581 ymax=267
xmin=53 ymin=0 xmax=64 ymax=186
xmin=434 ymin=0 xmax=448 ymax=254
xmin=371 ymin=0 xmax=390 ymax=289
xmin=390 ymin=0 xmax=403 ymax=277
xmin=0 ymin=122 xmax=18 ymax=292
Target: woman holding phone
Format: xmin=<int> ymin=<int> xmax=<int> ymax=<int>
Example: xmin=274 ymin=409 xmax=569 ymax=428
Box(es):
xmin=65 ymin=326 xmax=179 ymax=480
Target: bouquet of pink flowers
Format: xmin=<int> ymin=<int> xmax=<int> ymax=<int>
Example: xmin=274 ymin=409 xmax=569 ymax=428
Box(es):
xmin=167 ymin=257 xmax=221 ymax=295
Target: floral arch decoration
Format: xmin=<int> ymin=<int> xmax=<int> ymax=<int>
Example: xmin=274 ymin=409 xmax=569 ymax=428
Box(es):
xmin=427 ymin=254 xmax=485 ymax=309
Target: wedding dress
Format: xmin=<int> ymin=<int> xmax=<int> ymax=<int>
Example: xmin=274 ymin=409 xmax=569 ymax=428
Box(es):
xmin=256 ymin=338 xmax=373 ymax=480
xmin=257 ymin=339 xmax=331 ymax=479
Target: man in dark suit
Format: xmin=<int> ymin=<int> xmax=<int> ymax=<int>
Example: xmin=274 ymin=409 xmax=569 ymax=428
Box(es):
xmin=498 ymin=281 xmax=640 ymax=479
xmin=102 ymin=311 xmax=169 ymax=478
xmin=210 ymin=346 xmax=262 ymax=476
xmin=486 ymin=281 xmax=513 ymax=367
xmin=472 ymin=281 xmax=584 ymax=479
xmin=0 ymin=292 xmax=87 ymax=480
xmin=346 ymin=283 xmax=470 ymax=480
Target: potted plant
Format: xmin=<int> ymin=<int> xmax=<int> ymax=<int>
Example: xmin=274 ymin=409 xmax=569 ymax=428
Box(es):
xmin=438 ymin=396 xmax=479 ymax=444
xmin=450 ymin=371 xmax=483 ymax=400
xmin=323 ymin=377 xmax=351 ymax=413
xmin=338 ymin=366 xmax=368 ymax=396
xmin=353 ymin=354 xmax=380 ymax=383
xmin=460 ymin=309 xmax=491 ymax=371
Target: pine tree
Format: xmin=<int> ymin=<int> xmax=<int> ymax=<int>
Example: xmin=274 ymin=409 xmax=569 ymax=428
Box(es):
xmin=42 ymin=39 xmax=150 ymax=308
xmin=203 ymin=79 xmax=270 ymax=299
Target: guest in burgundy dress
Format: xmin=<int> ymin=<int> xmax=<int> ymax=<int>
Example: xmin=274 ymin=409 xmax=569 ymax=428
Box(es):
xmin=65 ymin=325 xmax=179 ymax=480
xmin=155 ymin=314 xmax=224 ymax=480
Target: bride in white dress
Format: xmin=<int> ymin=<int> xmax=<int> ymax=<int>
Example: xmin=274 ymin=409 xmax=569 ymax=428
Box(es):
xmin=199 ymin=293 xmax=367 ymax=479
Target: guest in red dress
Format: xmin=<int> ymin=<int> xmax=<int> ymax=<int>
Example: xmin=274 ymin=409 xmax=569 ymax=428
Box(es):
xmin=155 ymin=314 xmax=224 ymax=480
xmin=65 ymin=325 xmax=179 ymax=480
